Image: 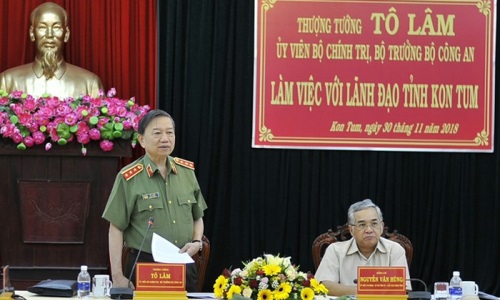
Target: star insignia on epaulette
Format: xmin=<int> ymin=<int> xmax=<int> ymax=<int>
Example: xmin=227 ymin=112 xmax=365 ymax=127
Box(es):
xmin=122 ymin=163 xmax=144 ymax=181
xmin=173 ymin=157 xmax=195 ymax=170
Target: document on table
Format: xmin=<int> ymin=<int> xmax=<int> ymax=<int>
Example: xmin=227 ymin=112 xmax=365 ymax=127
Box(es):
xmin=187 ymin=292 xmax=216 ymax=298
xmin=478 ymin=291 xmax=500 ymax=300
xmin=151 ymin=233 xmax=194 ymax=264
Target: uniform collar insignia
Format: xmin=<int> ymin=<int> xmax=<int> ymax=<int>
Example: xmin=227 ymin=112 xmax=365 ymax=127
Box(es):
xmin=146 ymin=164 xmax=155 ymax=177
xmin=170 ymin=161 xmax=178 ymax=174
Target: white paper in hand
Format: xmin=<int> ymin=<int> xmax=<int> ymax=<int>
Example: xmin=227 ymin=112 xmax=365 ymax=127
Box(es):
xmin=151 ymin=233 xmax=194 ymax=264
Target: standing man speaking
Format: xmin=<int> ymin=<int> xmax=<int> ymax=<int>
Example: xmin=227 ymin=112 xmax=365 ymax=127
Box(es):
xmin=103 ymin=110 xmax=208 ymax=292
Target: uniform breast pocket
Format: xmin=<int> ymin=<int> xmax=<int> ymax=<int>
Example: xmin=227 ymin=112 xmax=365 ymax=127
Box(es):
xmin=176 ymin=195 xmax=197 ymax=224
xmin=137 ymin=199 xmax=165 ymax=227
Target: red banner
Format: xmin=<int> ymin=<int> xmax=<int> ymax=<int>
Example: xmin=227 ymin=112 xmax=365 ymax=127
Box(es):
xmin=136 ymin=263 xmax=185 ymax=292
xmin=357 ymin=267 xmax=406 ymax=295
xmin=253 ymin=0 xmax=496 ymax=152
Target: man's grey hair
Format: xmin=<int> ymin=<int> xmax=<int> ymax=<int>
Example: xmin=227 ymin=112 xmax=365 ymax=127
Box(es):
xmin=138 ymin=109 xmax=175 ymax=135
xmin=347 ymin=199 xmax=383 ymax=224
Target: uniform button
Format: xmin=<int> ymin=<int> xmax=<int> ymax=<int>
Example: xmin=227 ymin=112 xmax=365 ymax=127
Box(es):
xmin=149 ymin=205 xmax=153 ymax=210
xmin=168 ymin=201 xmax=172 ymax=204
xmin=188 ymin=200 xmax=191 ymax=203
xmin=175 ymin=240 xmax=178 ymax=244
xmin=172 ymin=220 xmax=176 ymax=224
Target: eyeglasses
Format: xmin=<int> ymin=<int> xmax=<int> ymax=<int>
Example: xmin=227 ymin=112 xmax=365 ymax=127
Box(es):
xmin=351 ymin=221 xmax=382 ymax=231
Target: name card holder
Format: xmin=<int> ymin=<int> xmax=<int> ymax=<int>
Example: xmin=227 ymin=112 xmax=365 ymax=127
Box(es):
xmin=134 ymin=263 xmax=187 ymax=300
xmin=356 ymin=266 xmax=408 ymax=300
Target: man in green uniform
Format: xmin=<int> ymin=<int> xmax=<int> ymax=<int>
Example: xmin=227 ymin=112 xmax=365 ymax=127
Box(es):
xmin=102 ymin=109 xmax=208 ymax=292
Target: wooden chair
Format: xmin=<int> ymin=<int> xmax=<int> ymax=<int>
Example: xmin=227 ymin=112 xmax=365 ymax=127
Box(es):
xmin=311 ymin=223 xmax=413 ymax=271
xmin=194 ymin=235 xmax=211 ymax=292
xmin=121 ymin=235 xmax=210 ymax=292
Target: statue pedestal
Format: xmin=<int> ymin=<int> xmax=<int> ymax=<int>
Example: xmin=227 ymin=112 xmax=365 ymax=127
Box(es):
xmin=0 ymin=139 xmax=132 ymax=289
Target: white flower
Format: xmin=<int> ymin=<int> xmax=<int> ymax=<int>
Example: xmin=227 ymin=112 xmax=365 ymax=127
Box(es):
xmin=282 ymin=256 xmax=292 ymax=267
xmin=242 ymin=287 xmax=253 ymax=298
xmin=285 ymin=267 xmax=297 ymax=280
xmin=258 ymin=281 xmax=269 ymax=290
xmin=239 ymin=270 xmax=248 ymax=279
xmin=231 ymin=268 xmax=242 ymax=276
xmin=297 ymin=271 xmax=308 ymax=280
xmin=264 ymin=254 xmax=283 ymax=266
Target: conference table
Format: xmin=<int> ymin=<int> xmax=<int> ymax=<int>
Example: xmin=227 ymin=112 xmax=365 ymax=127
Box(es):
xmin=15 ymin=290 xmax=104 ymax=299
xmin=14 ymin=291 xmax=218 ymax=299
xmin=13 ymin=291 xmax=499 ymax=300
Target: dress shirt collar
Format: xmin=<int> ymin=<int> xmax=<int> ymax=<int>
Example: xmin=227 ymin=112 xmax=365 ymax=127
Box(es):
xmin=346 ymin=237 xmax=389 ymax=258
xmin=144 ymin=155 xmax=176 ymax=178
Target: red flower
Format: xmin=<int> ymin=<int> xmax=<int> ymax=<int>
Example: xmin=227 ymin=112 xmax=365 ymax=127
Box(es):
xmin=233 ymin=277 xmax=242 ymax=286
xmin=249 ymin=279 xmax=259 ymax=289
xmin=100 ymin=139 xmax=114 ymax=152
xmin=222 ymin=268 xmax=231 ymax=278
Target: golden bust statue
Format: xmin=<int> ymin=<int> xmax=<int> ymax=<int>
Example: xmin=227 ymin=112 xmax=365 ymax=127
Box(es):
xmin=0 ymin=2 xmax=103 ymax=98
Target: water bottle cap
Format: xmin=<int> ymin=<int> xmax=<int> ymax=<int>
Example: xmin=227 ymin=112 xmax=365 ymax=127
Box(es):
xmin=453 ymin=271 xmax=460 ymax=276
xmin=81 ymin=265 xmax=88 ymax=271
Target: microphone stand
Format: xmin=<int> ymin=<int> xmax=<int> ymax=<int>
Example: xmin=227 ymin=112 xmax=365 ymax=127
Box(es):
xmin=110 ymin=217 xmax=155 ymax=299
xmin=407 ymin=278 xmax=432 ymax=300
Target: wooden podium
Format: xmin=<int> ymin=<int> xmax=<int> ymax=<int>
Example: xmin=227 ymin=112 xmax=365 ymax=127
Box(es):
xmin=0 ymin=139 xmax=132 ymax=289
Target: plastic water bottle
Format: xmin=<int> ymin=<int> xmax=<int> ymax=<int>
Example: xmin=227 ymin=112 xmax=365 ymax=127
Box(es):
xmin=449 ymin=271 xmax=462 ymax=300
xmin=77 ymin=265 xmax=91 ymax=299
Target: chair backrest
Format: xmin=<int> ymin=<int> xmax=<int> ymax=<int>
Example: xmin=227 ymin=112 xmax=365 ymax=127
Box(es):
xmin=311 ymin=223 xmax=413 ymax=271
xmin=121 ymin=234 xmax=211 ymax=292
xmin=194 ymin=235 xmax=211 ymax=292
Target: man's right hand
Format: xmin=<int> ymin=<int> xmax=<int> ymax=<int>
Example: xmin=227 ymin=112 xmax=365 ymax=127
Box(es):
xmin=113 ymin=273 xmax=135 ymax=289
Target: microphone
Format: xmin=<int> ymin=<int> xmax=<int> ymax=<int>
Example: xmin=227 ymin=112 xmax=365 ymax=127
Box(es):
xmin=110 ymin=217 xmax=155 ymax=299
xmin=407 ymin=278 xmax=432 ymax=300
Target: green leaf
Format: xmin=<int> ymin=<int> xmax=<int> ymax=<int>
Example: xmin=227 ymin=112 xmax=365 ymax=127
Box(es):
xmin=121 ymin=130 xmax=133 ymax=140
xmin=9 ymin=115 xmax=19 ymax=124
xmin=114 ymin=122 xmax=124 ymax=131
xmin=57 ymin=123 xmax=72 ymax=139
xmin=101 ymin=123 xmax=114 ymax=140
xmin=89 ymin=116 xmax=99 ymax=125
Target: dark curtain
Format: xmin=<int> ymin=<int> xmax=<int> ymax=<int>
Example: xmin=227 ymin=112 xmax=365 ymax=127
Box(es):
xmin=157 ymin=0 xmax=500 ymax=295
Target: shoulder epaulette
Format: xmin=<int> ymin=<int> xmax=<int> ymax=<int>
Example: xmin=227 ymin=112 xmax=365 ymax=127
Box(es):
xmin=121 ymin=163 xmax=144 ymax=181
xmin=174 ymin=157 xmax=195 ymax=170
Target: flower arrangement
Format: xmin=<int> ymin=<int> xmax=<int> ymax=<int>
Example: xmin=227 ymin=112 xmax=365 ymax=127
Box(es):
xmin=213 ymin=254 xmax=328 ymax=300
xmin=0 ymin=88 xmax=150 ymax=155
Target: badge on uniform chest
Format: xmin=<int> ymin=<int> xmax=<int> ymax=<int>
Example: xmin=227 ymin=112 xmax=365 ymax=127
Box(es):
xmin=142 ymin=192 xmax=160 ymax=200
